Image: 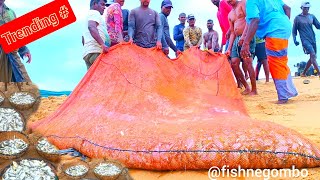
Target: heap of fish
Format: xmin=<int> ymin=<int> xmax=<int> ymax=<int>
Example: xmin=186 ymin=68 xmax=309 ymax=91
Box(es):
xmin=0 ymin=138 xmax=28 ymax=156
xmin=65 ymin=164 xmax=89 ymax=177
xmin=94 ymin=163 xmax=121 ymax=177
xmin=9 ymin=92 xmax=35 ymax=105
xmin=0 ymin=108 xmax=24 ymax=132
xmin=2 ymin=159 xmax=56 ymax=180
xmin=36 ymin=138 xmax=59 ymax=154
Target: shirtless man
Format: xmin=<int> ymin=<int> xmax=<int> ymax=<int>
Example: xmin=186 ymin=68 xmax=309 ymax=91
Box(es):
xmin=226 ymin=0 xmax=257 ymax=95
xmin=203 ymin=19 xmax=220 ymax=52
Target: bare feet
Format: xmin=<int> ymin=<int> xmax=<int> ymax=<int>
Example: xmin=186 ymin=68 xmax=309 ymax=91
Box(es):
xmin=249 ymin=90 xmax=258 ymax=95
xmin=241 ymin=88 xmax=251 ymax=95
xmin=276 ymin=99 xmax=288 ymax=104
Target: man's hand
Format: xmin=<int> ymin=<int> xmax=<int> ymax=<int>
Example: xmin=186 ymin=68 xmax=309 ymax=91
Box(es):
xmin=225 ymin=49 xmax=231 ymax=57
xmin=240 ymin=43 xmax=251 ymax=60
xmin=294 ymin=40 xmax=300 ymax=46
xmin=175 ymin=50 xmax=182 ymax=57
xmin=101 ymin=44 xmax=109 ymax=53
xmin=163 ymin=48 xmax=169 ymax=55
xmin=238 ymin=37 xmax=244 ymax=46
xmin=24 ymin=52 xmax=32 ymax=63
xmin=156 ymin=41 xmax=162 ymax=50
xmin=226 ymin=29 xmax=231 ymax=39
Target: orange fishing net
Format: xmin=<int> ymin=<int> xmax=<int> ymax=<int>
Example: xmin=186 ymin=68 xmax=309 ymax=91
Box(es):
xmin=30 ymin=43 xmax=320 ymax=170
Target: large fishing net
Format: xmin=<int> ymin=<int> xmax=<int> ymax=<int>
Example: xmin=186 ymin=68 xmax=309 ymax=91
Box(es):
xmin=30 ymin=43 xmax=320 ymax=170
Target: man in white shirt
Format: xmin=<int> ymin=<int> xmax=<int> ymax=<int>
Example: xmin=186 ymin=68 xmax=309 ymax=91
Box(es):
xmin=82 ymin=0 xmax=110 ymax=70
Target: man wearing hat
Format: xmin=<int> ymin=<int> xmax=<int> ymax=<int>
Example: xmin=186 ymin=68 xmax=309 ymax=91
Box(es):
xmin=159 ymin=0 xmax=181 ymax=57
xmin=183 ymin=14 xmax=202 ymax=50
xmin=128 ymin=0 xmax=162 ymax=49
xmin=292 ymin=1 xmax=320 ymax=78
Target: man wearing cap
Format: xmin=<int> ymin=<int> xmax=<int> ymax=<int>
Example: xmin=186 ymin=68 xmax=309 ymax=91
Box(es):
xmin=183 ymin=14 xmax=202 ymax=50
xmin=104 ymin=0 xmax=125 ymax=46
xmin=128 ymin=0 xmax=162 ymax=49
xmin=292 ymin=1 xmax=320 ymax=78
xmin=203 ymin=19 xmax=220 ymax=52
xmin=159 ymin=0 xmax=181 ymax=57
xmin=240 ymin=0 xmax=297 ymax=104
xmin=173 ymin=13 xmax=186 ymax=52
xmin=82 ymin=0 xmax=110 ymax=70
xmin=211 ymin=0 xmax=232 ymax=52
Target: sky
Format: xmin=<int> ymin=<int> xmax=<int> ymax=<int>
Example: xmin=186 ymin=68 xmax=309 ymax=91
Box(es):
xmin=4 ymin=0 xmax=320 ymax=91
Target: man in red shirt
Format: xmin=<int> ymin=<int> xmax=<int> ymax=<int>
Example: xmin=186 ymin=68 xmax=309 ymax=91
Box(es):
xmin=211 ymin=0 xmax=232 ymax=52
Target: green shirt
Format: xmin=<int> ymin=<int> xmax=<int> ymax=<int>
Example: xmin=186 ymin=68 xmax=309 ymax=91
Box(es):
xmin=0 ymin=4 xmax=16 ymax=26
xmin=255 ymin=36 xmax=265 ymax=44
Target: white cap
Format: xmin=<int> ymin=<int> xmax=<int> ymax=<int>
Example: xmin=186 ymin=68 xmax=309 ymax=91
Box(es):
xmin=301 ymin=1 xmax=311 ymax=8
xmin=106 ymin=0 xmax=114 ymax=5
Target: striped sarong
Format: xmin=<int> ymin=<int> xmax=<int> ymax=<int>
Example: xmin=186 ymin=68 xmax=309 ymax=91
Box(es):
xmin=265 ymin=37 xmax=298 ymax=101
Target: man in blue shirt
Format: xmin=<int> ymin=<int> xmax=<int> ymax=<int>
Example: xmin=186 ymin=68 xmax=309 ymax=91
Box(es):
xmin=173 ymin=13 xmax=186 ymax=52
xmin=159 ymin=0 xmax=181 ymax=57
xmin=240 ymin=0 xmax=297 ymax=104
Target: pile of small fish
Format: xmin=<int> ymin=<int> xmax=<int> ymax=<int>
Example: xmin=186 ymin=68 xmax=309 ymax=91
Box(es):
xmin=0 ymin=108 xmax=24 ymax=132
xmin=2 ymin=159 xmax=56 ymax=180
xmin=65 ymin=164 xmax=89 ymax=177
xmin=36 ymin=138 xmax=59 ymax=154
xmin=0 ymin=138 xmax=28 ymax=156
xmin=94 ymin=163 xmax=121 ymax=176
xmin=9 ymin=92 xmax=35 ymax=105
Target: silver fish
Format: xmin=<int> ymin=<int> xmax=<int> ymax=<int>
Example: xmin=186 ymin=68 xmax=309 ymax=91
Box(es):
xmin=0 ymin=108 xmax=24 ymax=132
xmin=94 ymin=163 xmax=121 ymax=176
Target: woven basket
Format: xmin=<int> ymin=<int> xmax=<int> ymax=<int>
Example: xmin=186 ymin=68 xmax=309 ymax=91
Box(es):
xmin=8 ymin=91 xmax=38 ymax=111
xmin=0 ymin=158 xmax=58 ymax=179
xmin=0 ymin=90 xmax=5 ymax=106
xmin=62 ymin=160 xmax=89 ymax=179
xmin=0 ymin=107 xmax=26 ymax=132
xmin=93 ymin=160 xmax=125 ymax=180
xmin=0 ymin=131 xmax=30 ymax=160
xmin=35 ymin=137 xmax=61 ymax=163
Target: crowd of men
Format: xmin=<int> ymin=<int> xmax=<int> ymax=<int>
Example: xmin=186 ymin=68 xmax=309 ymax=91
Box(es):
xmin=1 ymin=0 xmax=319 ymax=104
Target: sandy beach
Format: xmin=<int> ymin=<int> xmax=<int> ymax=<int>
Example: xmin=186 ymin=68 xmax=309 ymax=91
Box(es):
xmin=0 ymin=77 xmax=319 ymax=179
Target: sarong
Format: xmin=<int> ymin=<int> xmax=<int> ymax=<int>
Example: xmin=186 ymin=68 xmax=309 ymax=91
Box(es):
xmin=265 ymin=37 xmax=298 ymax=100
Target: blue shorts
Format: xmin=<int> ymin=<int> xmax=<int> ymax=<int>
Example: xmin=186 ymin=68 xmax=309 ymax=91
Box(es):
xmin=231 ymin=36 xmax=256 ymax=60
xmin=302 ymin=40 xmax=317 ymax=55
xmin=254 ymin=42 xmax=267 ymax=62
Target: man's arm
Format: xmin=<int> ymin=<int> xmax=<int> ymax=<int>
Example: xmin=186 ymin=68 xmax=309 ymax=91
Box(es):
xmin=128 ymin=10 xmax=135 ymax=41
xmin=160 ymin=14 xmax=169 ymax=49
xmin=113 ymin=4 xmax=124 ymax=42
xmin=196 ymin=28 xmax=203 ymax=47
xmin=173 ymin=25 xmax=184 ymax=41
xmin=183 ymin=28 xmax=191 ymax=47
xmin=283 ymin=4 xmax=291 ymax=19
xmin=211 ymin=31 xmax=219 ymax=50
xmin=203 ymin=33 xmax=208 ymax=49
xmin=226 ymin=13 xmax=235 ymax=54
xmin=292 ymin=17 xmax=299 ymax=46
xmin=155 ymin=13 xmax=163 ymax=43
xmin=313 ymin=15 xmax=320 ymax=29
xmin=88 ymin=20 xmax=109 ymax=53
xmin=240 ymin=18 xmax=259 ymax=58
